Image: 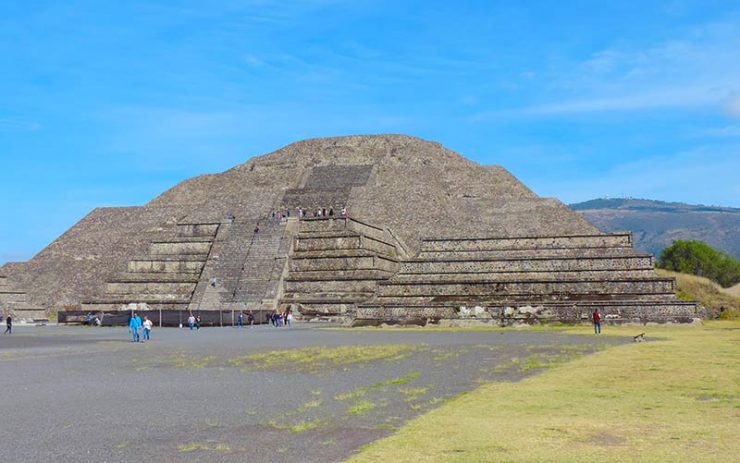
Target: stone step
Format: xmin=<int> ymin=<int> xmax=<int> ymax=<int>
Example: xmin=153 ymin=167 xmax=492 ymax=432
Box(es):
xmin=281 ymin=292 xmax=375 ymax=304
xmin=84 ymin=293 xmax=193 ymax=304
xmin=177 ymin=223 xmax=220 ymax=238
xmin=418 ymin=247 xmax=640 ymax=260
xmin=355 ymin=300 xmax=704 ymax=322
xmin=372 ymin=292 xmax=678 ymax=305
xmin=111 ymin=273 xmax=201 ymax=283
xmin=290 ymin=248 xmax=390 ymax=259
xmin=81 ymin=302 xmax=190 ymax=311
xmin=149 ymin=241 xmax=213 ymax=255
xmin=151 ymin=236 xmax=217 ymax=244
xmin=401 ymin=255 xmax=654 ymax=273
xmin=377 ymin=278 xmax=676 ymax=297
xmin=292 ymin=302 xmax=354 ymax=317
xmin=294 ymin=233 xmax=397 ymax=256
xmin=392 ymin=269 xmax=658 ymax=282
xmin=0 ymin=291 xmax=27 ymax=302
xmin=285 ymin=269 xmax=395 ymax=281
xmin=105 ymin=281 xmax=196 ymax=295
xmin=284 ymin=279 xmax=384 ymax=294
xmin=420 ymin=233 xmax=632 ymax=252
xmin=290 ymin=254 xmax=398 ymax=272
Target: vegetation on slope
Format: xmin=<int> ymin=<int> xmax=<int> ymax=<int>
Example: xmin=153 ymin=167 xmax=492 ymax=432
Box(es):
xmin=656 ymin=269 xmax=739 ymax=320
xmin=658 ymin=240 xmax=740 ymax=288
xmin=348 ymin=322 xmax=740 ymax=463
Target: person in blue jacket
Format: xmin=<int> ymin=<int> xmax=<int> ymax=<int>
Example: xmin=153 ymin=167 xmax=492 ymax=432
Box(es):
xmin=129 ymin=311 xmax=142 ymax=342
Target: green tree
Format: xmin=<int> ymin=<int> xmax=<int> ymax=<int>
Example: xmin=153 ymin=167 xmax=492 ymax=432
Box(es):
xmin=658 ymin=240 xmax=740 ymax=288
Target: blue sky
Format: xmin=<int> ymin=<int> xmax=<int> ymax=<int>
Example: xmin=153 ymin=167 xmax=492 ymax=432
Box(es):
xmin=1 ymin=0 xmax=739 ymax=264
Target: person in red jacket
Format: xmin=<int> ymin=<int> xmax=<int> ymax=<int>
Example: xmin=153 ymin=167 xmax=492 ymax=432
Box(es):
xmin=592 ymin=309 xmax=602 ymax=334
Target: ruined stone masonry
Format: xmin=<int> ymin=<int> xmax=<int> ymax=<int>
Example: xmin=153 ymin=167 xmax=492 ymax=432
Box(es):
xmin=0 ymin=135 xmax=704 ymax=324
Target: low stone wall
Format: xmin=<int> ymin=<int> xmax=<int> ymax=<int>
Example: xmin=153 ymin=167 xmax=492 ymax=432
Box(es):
xmin=355 ymin=301 xmax=704 ymax=326
xmin=128 ymin=259 xmax=204 ymax=273
xmin=421 ymin=233 xmax=631 ymax=252
xmin=105 ymin=281 xmax=196 ymax=294
xmin=401 ymin=255 xmax=654 ymax=273
xmin=149 ymin=241 xmax=212 ymax=255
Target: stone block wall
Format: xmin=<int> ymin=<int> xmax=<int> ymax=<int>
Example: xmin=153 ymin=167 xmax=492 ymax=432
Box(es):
xmin=356 ymin=232 xmax=704 ymax=325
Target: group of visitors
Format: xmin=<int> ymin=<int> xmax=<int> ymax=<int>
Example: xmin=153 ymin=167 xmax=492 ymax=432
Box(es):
xmin=270 ymin=210 xmax=291 ymax=222
xmin=187 ymin=314 xmax=201 ymax=330
xmin=300 ymin=206 xmax=347 ymax=219
xmin=236 ymin=311 xmax=255 ymax=328
xmin=270 ymin=310 xmax=293 ymax=327
xmin=269 ymin=206 xmax=348 ymax=220
xmin=128 ymin=312 xmax=153 ymax=342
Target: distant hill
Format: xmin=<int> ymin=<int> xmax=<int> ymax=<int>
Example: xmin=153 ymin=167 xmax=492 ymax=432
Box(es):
xmin=570 ymin=198 xmax=740 ymax=260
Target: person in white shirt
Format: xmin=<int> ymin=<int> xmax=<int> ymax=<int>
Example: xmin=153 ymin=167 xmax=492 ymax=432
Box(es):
xmin=142 ymin=316 xmax=153 ymax=342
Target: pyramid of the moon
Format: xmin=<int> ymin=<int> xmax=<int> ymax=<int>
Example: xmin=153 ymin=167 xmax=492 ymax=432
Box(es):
xmin=1 ymin=135 xmax=704 ymax=325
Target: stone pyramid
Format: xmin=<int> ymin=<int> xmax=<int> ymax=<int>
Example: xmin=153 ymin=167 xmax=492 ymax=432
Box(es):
xmin=0 ymin=135 xmax=703 ymax=324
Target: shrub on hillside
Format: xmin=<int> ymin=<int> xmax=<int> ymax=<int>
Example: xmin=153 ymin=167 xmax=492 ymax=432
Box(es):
xmin=658 ymin=240 xmax=740 ymax=288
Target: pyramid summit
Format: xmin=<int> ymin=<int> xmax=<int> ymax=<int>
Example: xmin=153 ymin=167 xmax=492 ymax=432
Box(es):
xmin=0 ymin=135 xmax=703 ymax=324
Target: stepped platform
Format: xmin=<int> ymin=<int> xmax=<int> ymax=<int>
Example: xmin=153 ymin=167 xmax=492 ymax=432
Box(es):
xmin=0 ymin=275 xmax=46 ymax=321
xmin=281 ymin=217 xmax=404 ymax=320
xmin=356 ymin=232 xmax=704 ymax=325
xmin=81 ymin=221 xmax=221 ymax=312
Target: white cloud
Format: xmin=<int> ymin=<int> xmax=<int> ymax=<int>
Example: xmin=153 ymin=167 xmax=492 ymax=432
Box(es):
xmin=0 ymin=118 xmax=41 ymax=131
xmin=473 ymin=19 xmax=740 ymax=119
xmin=537 ymin=146 xmax=740 ymax=207
xmin=725 ymin=93 xmax=740 ymax=118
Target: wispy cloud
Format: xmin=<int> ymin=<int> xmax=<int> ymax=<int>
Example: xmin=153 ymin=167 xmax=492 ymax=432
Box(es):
xmin=0 ymin=118 xmax=41 ymax=131
xmin=473 ymin=19 xmax=740 ymax=119
xmin=538 ymin=146 xmax=740 ymax=207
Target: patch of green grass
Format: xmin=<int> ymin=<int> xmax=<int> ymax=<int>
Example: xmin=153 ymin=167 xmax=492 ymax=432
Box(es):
xmin=297 ymin=399 xmax=323 ymax=412
xmin=264 ymin=418 xmax=323 ymax=433
xmin=348 ymin=400 xmax=376 ymax=416
xmin=376 ymin=423 xmax=397 ymax=431
xmin=399 ymin=387 xmax=429 ymax=402
xmin=171 ymin=355 xmax=217 ymax=369
xmin=230 ymin=345 xmax=418 ymax=372
xmin=176 ymin=441 xmax=230 ymax=453
xmin=335 ymin=372 xmax=422 ymax=401
xmin=348 ymin=321 xmax=740 ymax=463
xmin=335 ymin=389 xmax=367 ymax=401
xmin=290 ymin=421 xmax=321 ymax=433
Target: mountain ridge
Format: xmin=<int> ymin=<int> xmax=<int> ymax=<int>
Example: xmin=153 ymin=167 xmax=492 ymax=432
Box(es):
xmin=570 ymin=198 xmax=740 ymax=259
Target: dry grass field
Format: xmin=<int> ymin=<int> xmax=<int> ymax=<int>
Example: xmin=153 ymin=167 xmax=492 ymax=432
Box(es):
xmin=348 ymin=321 xmax=740 ymax=463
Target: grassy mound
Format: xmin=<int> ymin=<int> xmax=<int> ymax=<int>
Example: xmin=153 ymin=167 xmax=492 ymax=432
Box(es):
xmin=656 ymin=269 xmax=740 ymax=319
xmin=348 ymin=322 xmax=740 ymax=463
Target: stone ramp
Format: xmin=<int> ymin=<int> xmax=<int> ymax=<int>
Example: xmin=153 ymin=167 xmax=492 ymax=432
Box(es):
xmin=357 ymin=233 xmax=705 ymax=325
xmin=281 ymin=217 xmax=404 ymax=320
xmin=189 ymin=219 xmax=290 ymax=312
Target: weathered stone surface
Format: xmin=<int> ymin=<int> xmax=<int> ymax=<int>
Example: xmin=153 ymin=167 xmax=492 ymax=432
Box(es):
xmin=0 ymin=134 xmax=701 ymax=324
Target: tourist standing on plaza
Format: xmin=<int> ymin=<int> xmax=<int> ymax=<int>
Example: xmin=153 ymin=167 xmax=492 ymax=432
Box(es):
xmin=237 ymin=312 xmax=244 ymax=328
xmin=247 ymin=312 xmax=254 ymax=327
xmin=286 ymin=311 xmax=293 ymax=327
xmin=129 ymin=312 xmax=142 ymax=342
xmin=187 ymin=314 xmax=196 ymax=330
xmin=592 ymin=309 xmax=602 ymax=334
xmin=142 ymin=316 xmax=153 ymax=342
xmin=3 ymin=315 xmax=11 ymax=334
xmin=195 ymin=315 xmax=201 ymax=330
